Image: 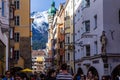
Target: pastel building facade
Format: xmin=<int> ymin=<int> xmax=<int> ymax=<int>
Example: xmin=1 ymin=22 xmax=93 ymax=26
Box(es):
xmin=64 ymin=0 xmax=75 ymax=74
xmin=32 ymin=50 xmax=45 ymax=73
xmin=74 ymin=0 xmax=120 ymax=79
xmin=9 ymin=0 xmax=31 ymax=69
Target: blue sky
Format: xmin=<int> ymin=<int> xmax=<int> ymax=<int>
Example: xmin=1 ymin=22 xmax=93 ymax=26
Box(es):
xmin=31 ymin=0 xmax=66 ymax=12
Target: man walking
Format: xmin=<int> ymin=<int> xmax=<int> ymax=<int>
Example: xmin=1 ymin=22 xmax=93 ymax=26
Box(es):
xmin=2 ymin=71 xmax=14 ymax=80
xmin=56 ymin=63 xmax=73 ymax=80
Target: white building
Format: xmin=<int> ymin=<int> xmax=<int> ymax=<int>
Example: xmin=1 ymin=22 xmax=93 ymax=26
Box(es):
xmin=74 ymin=0 xmax=120 ymax=79
xmin=0 ymin=0 xmax=9 ymax=73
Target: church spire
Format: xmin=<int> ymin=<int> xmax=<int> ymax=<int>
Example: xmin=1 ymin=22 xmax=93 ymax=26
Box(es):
xmin=48 ymin=0 xmax=57 ymax=16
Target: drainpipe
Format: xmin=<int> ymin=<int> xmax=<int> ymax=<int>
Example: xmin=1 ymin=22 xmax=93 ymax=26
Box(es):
xmin=73 ymin=0 xmax=75 ymax=73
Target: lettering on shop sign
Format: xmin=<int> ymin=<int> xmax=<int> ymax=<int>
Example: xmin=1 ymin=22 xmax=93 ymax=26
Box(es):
xmin=112 ymin=59 xmax=120 ymax=62
xmin=81 ymin=35 xmax=93 ymax=38
xmin=92 ymin=60 xmax=99 ymax=64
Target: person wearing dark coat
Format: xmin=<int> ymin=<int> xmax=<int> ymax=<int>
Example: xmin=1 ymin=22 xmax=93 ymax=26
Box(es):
xmin=46 ymin=69 xmax=56 ymax=80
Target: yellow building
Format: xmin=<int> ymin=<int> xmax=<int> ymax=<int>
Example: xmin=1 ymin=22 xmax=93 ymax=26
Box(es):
xmin=9 ymin=0 xmax=31 ymax=69
xmin=32 ymin=50 xmax=45 ymax=73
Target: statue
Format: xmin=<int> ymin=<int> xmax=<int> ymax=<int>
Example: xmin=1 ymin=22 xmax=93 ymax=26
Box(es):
xmin=100 ymin=31 xmax=107 ymax=54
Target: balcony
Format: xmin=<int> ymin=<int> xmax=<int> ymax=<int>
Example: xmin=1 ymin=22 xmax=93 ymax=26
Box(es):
xmin=0 ymin=21 xmax=9 ymax=33
xmin=10 ymin=20 xmax=15 ymax=27
xmin=64 ymin=16 xmax=70 ymax=20
xmin=68 ymin=44 xmax=75 ymax=50
xmin=64 ymin=16 xmax=70 ymax=28
xmin=10 ymin=39 xmax=14 ymax=47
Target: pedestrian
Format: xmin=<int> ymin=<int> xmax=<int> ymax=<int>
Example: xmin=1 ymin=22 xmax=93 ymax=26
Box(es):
xmin=73 ymin=68 xmax=82 ymax=80
xmin=2 ymin=70 xmax=14 ymax=80
xmin=0 ymin=74 xmax=3 ymax=80
xmin=56 ymin=63 xmax=73 ymax=80
xmin=30 ymin=74 xmax=36 ymax=80
xmin=115 ymin=75 xmax=120 ymax=80
xmin=94 ymin=75 xmax=99 ymax=80
xmin=46 ymin=69 xmax=56 ymax=80
xmin=86 ymin=71 xmax=94 ymax=80
xmin=14 ymin=72 xmax=23 ymax=80
xmin=102 ymin=76 xmax=106 ymax=80
xmin=40 ymin=73 xmax=46 ymax=80
xmin=81 ymin=74 xmax=86 ymax=80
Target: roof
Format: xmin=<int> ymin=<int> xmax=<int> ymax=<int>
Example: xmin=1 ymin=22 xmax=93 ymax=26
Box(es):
xmin=48 ymin=1 xmax=57 ymax=16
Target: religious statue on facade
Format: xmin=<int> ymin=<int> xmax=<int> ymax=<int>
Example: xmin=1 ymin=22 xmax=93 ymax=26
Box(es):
xmin=100 ymin=31 xmax=107 ymax=54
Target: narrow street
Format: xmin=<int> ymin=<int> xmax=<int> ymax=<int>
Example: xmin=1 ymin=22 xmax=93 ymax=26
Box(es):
xmin=0 ymin=0 xmax=120 ymax=80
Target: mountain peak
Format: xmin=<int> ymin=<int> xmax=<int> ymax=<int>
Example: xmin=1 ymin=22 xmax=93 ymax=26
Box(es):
xmin=31 ymin=11 xmax=49 ymax=50
xmin=31 ymin=11 xmax=49 ymax=33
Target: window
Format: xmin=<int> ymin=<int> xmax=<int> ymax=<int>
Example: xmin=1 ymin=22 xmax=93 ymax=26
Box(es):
xmin=85 ymin=0 xmax=90 ymax=7
xmin=14 ymin=0 xmax=20 ymax=9
xmin=119 ymin=10 xmax=120 ymax=24
xmin=60 ymin=42 xmax=63 ymax=48
xmin=65 ymin=34 xmax=70 ymax=44
xmin=14 ymin=33 xmax=20 ymax=42
xmin=68 ymin=53 xmax=70 ymax=61
xmin=81 ymin=0 xmax=90 ymax=9
xmin=14 ymin=16 xmax=20 ymax=26
xmin=81 ymin=47 xmax=84 ymax=57
xmin=67 ymin=37 xmax=70 ymax=44
xmin=10 ymin=47 xmax=14 ymax=59
xmin=10 ymin=28 xmax=14 ymax=39
xmin=85 ymin=20 xmax=90 ymax=32
xmin=94 ymin=15 xmax=97 ymax=29
xmin=94 ymin=41 xmax=98 ymax=54
xmin=78 ymin=49 xmax=80 ymax=52
xmin=10 ymin=8 xmax=14 ymax=19
xmin=86 ymin=45 xmax=90 ymax=56
xmin=93 ymin=0 xmax=96 ymax=2
xmin=2 ymin=0 xmax=4 ymax=16
xmin=14 ymin=50 xmax=19 ymax=60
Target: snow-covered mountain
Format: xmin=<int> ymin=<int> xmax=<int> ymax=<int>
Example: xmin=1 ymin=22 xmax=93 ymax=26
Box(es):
xmin=31 ymin=11 xmax=49 ymax=50
xmin=31 ymin=11 xmax=49 ymax=33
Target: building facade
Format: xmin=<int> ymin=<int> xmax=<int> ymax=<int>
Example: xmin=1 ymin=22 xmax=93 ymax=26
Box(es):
xmin=32 ymin=50 xmax=45 ymax=73
xmin=74 ymin=0 xmax=120 ymax=79
xmin=56 ymin=4 xmax=65 ymax=68
xmin=9 ymin=0 xmax=31 ymax=69
xmin=64 ymin=0 xmax=74 ymax=74
xmin=47 ymin=1 xmax=57 ymax=68
xmin=0 ymin=0 xmax=9 ymax=74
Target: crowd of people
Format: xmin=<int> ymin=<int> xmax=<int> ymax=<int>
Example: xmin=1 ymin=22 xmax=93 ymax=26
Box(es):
xmin=0 ymin=63 xmax=119 ymax=80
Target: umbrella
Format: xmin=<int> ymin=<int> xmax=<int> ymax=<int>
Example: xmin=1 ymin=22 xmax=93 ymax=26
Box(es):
xmin=21 ymin=68 xmax=32 ymax=72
